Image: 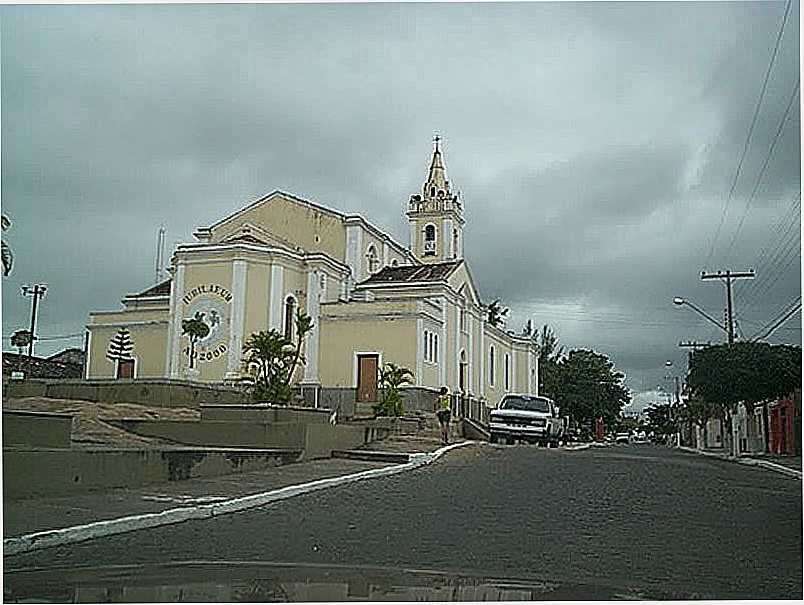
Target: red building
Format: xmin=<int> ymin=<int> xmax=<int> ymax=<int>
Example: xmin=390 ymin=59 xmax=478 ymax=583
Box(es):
xmin=769 ymin=390 xmax=801 ymax=456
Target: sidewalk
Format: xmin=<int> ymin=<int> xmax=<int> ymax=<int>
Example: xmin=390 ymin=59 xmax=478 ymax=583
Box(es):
xmin=3 ymin=430 xmax=476 ymax=556
xmin=679 ymin=446 xmax=802 ymax=479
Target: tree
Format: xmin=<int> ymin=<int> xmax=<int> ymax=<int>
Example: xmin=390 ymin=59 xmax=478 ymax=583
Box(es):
xmin=107 ymin=327 xmax=134 ymax=363
xmin=2 ymin=214 xmax=13 ymax=277
xmin=644 ymin=403 xmax=675 ymax=438
xmin=181 ymin=312 xmax=210 ymax=370
xmin=532 ymin=324 xmax=565 ymax=399
xmin=10 ymin=330 xmax=32 ymax=355
xmin=551 ymin=349 xmax=630 ymax=427
xmin=282 ymin=311 xmax=314 ymax=389
xmin=687 ymin=342 xmax=802 ymax=455
xmin=373 ymin=362 xmax=414 ymax=417
xmin=243 ymin=329 xmax=294 ymax=403
xmin=679 ymin=395 xmax=718 ymax=449
xmin=243 ymin=309 xmax=314 ymax=404
xmin=486 ymin=299 xmax=509 ymax=327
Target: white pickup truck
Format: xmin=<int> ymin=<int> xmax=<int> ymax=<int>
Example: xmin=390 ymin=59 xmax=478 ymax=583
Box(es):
xmin=488 ymin=394 xmax=565 ymax=446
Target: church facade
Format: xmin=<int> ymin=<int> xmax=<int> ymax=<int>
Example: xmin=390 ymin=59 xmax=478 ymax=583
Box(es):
xmin=86 ymin=141 xmax=539 ymax=412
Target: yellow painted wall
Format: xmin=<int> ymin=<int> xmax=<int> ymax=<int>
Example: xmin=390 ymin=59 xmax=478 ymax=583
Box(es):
xmin=243 ymin=262 xmax=270 ymax=339
xmin=211 ymin=194 xmax=346 ymax=260
xmin=177 ymin=261 xmax=233 ymax=381
xmin=87 ymin=322 xmax=168 ymax=379
xmin=318 ymin=313 xmax=417 ymax=387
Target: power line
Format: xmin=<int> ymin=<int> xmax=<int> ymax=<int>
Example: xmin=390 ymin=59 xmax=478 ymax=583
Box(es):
xmin=749 ymin=294 xmax=801 ymax=340
xmin=702 ymin=0 xmax=794 ymax=269
xmin=752 ymin=300 xmax=803 ymax=341
xmin=734 ymin=191 xmax=800 ymax=302
xmin=736 ymin=203 xmax=801 ymax=308
xmin=723 ymin=78 xmax=800 ymax=264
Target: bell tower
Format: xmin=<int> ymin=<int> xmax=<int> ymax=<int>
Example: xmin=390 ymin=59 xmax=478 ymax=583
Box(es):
xmin=407 ymin=136 xmax=465 ymax=264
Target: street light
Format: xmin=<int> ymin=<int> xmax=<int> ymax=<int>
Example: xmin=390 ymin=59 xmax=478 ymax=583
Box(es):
xmin=673 ymin=297 xmax=728 ymax=336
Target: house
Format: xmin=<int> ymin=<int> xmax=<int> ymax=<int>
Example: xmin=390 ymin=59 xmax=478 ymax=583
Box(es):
xmin=85 ymin=140 xmax=539 ymax=414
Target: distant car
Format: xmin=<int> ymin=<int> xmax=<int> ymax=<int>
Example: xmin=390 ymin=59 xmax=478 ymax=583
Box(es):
xmin=488 ymin=394 xmax=564 ymax=446
xmin=615 ymin=432 xmax=630 ymax=444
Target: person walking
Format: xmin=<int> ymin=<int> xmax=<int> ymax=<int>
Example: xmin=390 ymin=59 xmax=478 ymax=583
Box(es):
xmin=435 ymin=386 xmax=451 ymax=444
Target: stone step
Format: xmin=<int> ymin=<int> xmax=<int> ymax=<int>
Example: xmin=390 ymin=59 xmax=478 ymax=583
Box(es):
xmin=331 ymin=449 xmax=411 ymax=464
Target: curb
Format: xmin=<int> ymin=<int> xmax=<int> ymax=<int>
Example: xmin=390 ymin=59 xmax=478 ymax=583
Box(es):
xmin=678 ymin=446 xmax=802 ymax=479
xmin=4 ymin=441 xmax=477 ymax=557
xmin=562 ymin=443 xmax=591 ymax=451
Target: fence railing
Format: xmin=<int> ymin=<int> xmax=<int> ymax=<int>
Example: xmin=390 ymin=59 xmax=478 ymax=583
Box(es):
xmin=451 ymin=393 xmax=490 ymax=426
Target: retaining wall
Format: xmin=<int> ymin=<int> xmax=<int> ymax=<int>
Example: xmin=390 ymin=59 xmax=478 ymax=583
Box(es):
xmin=200 ymin=404 xmax=332 ymax=424
xmin=3 ymin=378 xmax=248 ymax=409
xmin=3 ymin=447 xmax=302 ymax=499
xmin=112 ymin=419 xmax=387 ymax=460
xmin=316 ymin=386 xmax=440 ymax=418
xmin=3 ymin=410 xmax=74 ymax=449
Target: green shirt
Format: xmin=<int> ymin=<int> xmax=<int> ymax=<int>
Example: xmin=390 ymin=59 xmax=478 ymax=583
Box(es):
xmin=437 ymin=394 xmax=451 ymax=411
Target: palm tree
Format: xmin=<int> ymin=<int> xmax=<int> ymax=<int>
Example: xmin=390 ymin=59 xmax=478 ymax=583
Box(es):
xmin=181 ymin=311 xmax=210 ymax=370
xmin=2 ymin=215 xmax=13 ymax=277
xmin=374 ymin=362 xmax=414 ymax=416
xmin=11 ymin=330 xmax=32 ymax=355
xmin=282 ymin=310 xmax=314 ymax=388
xmin=486 ymin=299 xmax=509 ymax=327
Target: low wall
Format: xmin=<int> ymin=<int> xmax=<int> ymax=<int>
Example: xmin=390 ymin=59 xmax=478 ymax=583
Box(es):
xmin=3 ymin=447 xmax=302 ymax=499
xmin=316 ymin=387 xmax=439 ymax=419
xmin=3 ymin=409 xmax=74 ymax=449
xmin=113 ymin=419 xmax=388 ymax=460
xmin=3 ymin=378 xmax=248 ymax=409
xmin=113 ymin=420 xmax=306 ymax=450
xmin=200 ymin=404 xmax=332 ymax=425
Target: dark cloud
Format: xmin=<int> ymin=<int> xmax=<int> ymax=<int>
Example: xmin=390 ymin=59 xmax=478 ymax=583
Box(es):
xmin=2 ymin=2 xmax=799 ymax=400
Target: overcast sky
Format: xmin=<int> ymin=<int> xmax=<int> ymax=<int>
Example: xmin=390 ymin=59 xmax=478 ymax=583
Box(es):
xmin=2 ymin=1 xmax=800 ymax=409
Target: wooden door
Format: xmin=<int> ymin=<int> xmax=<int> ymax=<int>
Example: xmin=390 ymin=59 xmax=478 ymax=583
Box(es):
xmin=117 ymin=359 xmax=135 ymax=379
xmin=356 ymin=354 xmax=379 ymax=402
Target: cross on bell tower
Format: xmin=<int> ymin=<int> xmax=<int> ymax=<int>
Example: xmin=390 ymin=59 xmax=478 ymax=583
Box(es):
xmin=406 ymin=136 xmax=465 ymax=264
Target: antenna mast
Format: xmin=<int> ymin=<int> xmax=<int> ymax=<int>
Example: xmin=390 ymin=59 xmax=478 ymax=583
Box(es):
xmin=155 ymin=225 xmax=166 ymax=284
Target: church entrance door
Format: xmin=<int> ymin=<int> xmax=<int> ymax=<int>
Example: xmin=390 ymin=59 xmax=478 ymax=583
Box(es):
xmin=356 ymin=354 xmax=379 ymax=402
xmin=117 ymin=359 xmax=135 ymax=379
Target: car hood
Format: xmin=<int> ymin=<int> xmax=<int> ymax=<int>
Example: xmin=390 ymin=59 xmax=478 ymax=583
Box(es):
xmin=490 ymin=409 xmax=550 ymax=419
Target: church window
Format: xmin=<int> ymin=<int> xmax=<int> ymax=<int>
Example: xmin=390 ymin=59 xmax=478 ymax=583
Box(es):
xmin=283 ymin=296 xmax=296 ymax=341
xmin=366 ymin=245 xmax=379 ymax=274
xmin=489 ymin=346 xmax=496 ymax=387
xmin=505 ymin=353 xmax=510 ymax=391
xmin=452 ymin=229 xmax=459 ymax=259
xmin=430 ymin=186 xmax=436 ymax=197
xmin=391 ymin=259 xmax=399 ymax=267
xmin=424 ymin=225 xmax=436 ymax=256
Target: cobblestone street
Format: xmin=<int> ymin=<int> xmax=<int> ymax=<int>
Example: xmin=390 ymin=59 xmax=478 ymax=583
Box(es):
xmin=5 ymin=444 xmax=802 ymax=600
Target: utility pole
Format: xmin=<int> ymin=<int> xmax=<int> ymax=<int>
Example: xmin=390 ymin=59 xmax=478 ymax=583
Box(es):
xmin=700 ymin=270 xmax=755 ymax=344
xmin=21 ymin=284 xmax=47 ymax=357
xmin=678 ymin=340 xmax=711 ymax=367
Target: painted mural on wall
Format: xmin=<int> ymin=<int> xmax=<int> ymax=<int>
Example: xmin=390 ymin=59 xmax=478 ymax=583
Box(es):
xmin=107 ymin=328 xmax=134 ymax=362
xmin=181 ymin=284 xmax=232 ymax=364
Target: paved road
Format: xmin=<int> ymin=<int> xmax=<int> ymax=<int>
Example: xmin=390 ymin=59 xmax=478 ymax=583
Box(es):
xmin=5 ymin=444 xmax=802 ymax=599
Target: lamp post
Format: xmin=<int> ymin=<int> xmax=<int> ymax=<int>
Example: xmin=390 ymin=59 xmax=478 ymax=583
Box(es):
xmin=673 ymin=297 xmax=730 ymax=340
xmin=21 ymin=284 xmax=47 ymax=357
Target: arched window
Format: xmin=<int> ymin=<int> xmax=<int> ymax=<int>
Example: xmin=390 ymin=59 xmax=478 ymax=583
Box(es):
xmin=505 ymin=353 xmax=510 ymax=391
xmin=489 ymin=346 xmax=496 ymax=387
xmin=452 ymin=229 xmax=459 ymax=258
xmin=430 ymin=186 xmax=436 ymax=197
xmin=366 ymin=245 xmax=379 ymax=274
xmin=424 ymin=224 xmax=436 ymax=256
xmin=283 ymin=295 xmax=296 ymax=341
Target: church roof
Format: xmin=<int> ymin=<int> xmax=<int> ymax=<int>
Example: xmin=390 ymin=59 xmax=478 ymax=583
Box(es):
xmin=129 ymin=279 xmax=171 ymax=298
xmin=360 ymin=260 xmax=462 ymax=285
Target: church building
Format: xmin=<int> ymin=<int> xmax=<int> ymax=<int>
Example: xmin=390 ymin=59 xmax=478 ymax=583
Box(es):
xmin=86 ymin=140 xmax=539 ymax=413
